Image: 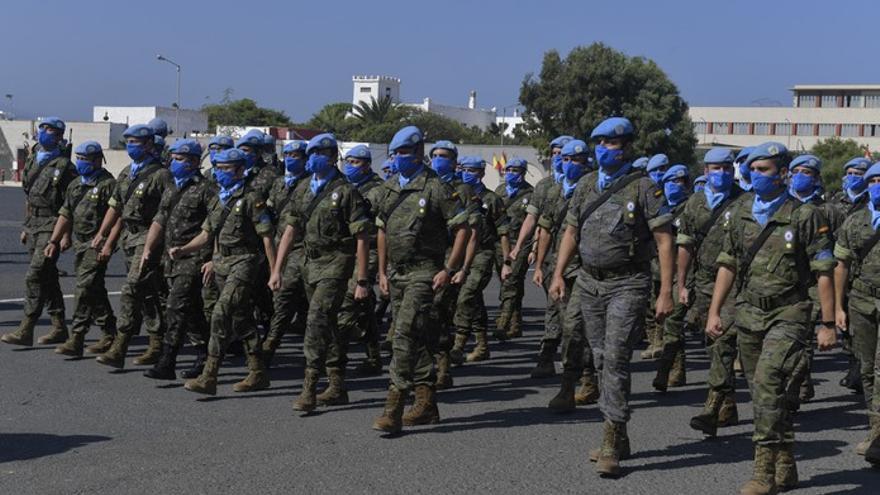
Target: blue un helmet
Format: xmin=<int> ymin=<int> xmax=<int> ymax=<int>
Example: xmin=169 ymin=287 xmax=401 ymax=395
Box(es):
xmin=148 ymin=118 xmax=169 ymax=138
xmin=647 ymin=153 xmax=670 ymax=184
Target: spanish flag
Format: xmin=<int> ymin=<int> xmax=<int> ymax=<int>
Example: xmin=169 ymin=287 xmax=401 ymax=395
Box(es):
xmin=493 ymin=152 xmax=507 ymax=172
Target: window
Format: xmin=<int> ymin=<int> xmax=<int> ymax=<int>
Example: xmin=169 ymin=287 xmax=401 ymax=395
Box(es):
xmin=820 ymin=95 xmax=838 ymax=108
xmin=818 ymin=124 xmax=836 ymax=136
xmin=713 ymin=122 xmax=729 ymax=135
xmin=847 ymin=95 xmax=864 ymax=108
xmin=693 ymin=121 xmax=707 ymax=134
xmin=754 ymin=122 xmax=770 ymax=135
xmin=796 ymin=123 xmax=814 ymax=136
xmin=841 ymin=124 xmax=859 ymax=137
xmin=866 ymin=95 xmax=880 ymax=108
xmin=798 ymin=95 xmax=818 ymax=108
xmin=774 ymin=122 xmax=791 ymax=136
xmin=732 ymin=122 xmax=750 ymax=135
xmin=359 ymin=87 xmax=372 ymax=93
xmin=384 ymin=87 xmax=391 ymax=98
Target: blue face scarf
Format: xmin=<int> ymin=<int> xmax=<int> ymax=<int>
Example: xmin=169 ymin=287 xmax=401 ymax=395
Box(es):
xmin=242 ymin=151 xmax=257 ymax=172
xmin=649 ymin=170 xmax=666 ymax=185
xmin=563 ymin=160 xmax=585 ymax=183
xmin=431 ymin=156 xmax=456 ymax=183
xmin=310 ymin=167 xmax=337 ymax=195
xmin=218 ymin=179 xmax=243 ymax=205
xmin=394 ymin=154 xmax=421 ymax=178
xmin=595 ymin=145 xmax=625 ymax=169
xmin=209 ymin=149 xmax=220 ymax=165
xmin=462 ymin=171 xmax=484 ymax=193
xmin=76 ymin=159 xmax=98 ymax=182
xmin=170 ymin=159 xmax=197 ymax=189
xmin=751 ymin=190 xmax=789 ymax=226
xmin=750 ymin=171 xmax=786 ymax=199
xmin=343 ymin=162 xmax=370 ymax=186
xmin=869 ymin=184 xmax=880 ymax=230
xmin=694 ymin=183 xmax=705 ymax=193
xmin=844 ymin=174 xmax=867 ymax=201
xmin=597 ymin=162 xmax=632 ymax=191
xmin=284 ymin=157 xmax=306 ymax=186
xmin=664 ymin=182 xmax=688 ymax=206
xmin=38 ymin=129 xmax=59 ymax=149
xmin=707 ymin=170 xmax=733 ymax=192
xmin=552 ymin=155 xmax=564 ymax=184
xmin=398 ymin=164 xmax=425 ymax=188
xmin=306 ymin=154 xmax=334 ymax=177
xmin=126 ymin=143 xmax=147 ymax=162
xmin=36 ymin=148 xmax=60 ymax=166
xmin=505 ymin=171 xmax=524 ymax=197
xmin=789 ymin=172 xmax=817 ymax=203
xmin=703 ymin=184 xmax=727 ymax=210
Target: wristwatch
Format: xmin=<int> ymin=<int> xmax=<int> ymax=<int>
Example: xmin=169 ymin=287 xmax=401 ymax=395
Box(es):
xmin=503 ymin=259 xmax=512 ymax=267
xmin=819 ymin=321 xmax=835 ymax=329
xmin=356 ymin=279 xmax=370 ymax=288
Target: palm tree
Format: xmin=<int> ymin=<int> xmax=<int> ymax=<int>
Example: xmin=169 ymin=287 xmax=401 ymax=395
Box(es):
xmin=352 ymin=96 xmax=396 ymax=125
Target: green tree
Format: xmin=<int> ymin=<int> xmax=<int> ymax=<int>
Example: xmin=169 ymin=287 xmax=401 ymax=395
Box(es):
xmin=306 ymin=102 xmax=355 ymax=138
xmin=201 ymin=98 xmax=292 ymax=131
xmin=519 ymin=43 xmax=696 ymax=163
xmin=808 ymin=137 xmax=876 ymax=192
xmin=352 ymin=97 xmax=397 ymax=125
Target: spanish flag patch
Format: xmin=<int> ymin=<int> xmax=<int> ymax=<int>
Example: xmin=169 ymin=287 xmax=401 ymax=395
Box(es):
xmin=817 ymin=225 xmax=829 ymax=235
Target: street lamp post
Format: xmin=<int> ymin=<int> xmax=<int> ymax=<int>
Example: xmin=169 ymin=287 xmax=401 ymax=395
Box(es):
xmin=156 ymin=54 xmax=181 ymax=135
xmin=4 ymin=94 xmax=13 ymax=120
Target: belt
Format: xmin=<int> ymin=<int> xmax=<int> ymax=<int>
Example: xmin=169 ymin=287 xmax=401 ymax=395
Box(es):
xmin=853 ymin=279 xmax=880 ymax=298
xmin=219 ymin=246 xmax=256 ymax=257
xmin=582 ymin=262 xmax=649 ymax=281
xmin=741 ymin=287 xmax=806 ymax=311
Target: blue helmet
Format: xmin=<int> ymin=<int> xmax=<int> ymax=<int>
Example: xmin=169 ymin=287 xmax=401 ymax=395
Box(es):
xmin=790 ymin=154 xmax=822 ymax=173
xmin=458 ymin=156 xmax=485 ymax=169
xmin=39 ymin=116 xmax=66 ymax=132
xmin=745 ymin=142 xmax=788 ymax=166
xmin=590 ymin=117 xmax=634 ymax=140
xmin=123 ymin=124 xmax=154 ymax=139
xmin=214 ymin=148 xmax=247 ymax=164
xmin=168 ymin=138 xmax=203 ymax=157
xmin=703 ymin=147 xmax=735 ymax=164
xmin=236 ymin=132 xmax=264 ymax=149
xmin=647 ymin=154 xmax=670 ymax=172
xmin=306 ymin=133 xmax=338 ymax=155
xmin=389 ymin=126 xmax=424 ymax=152
xmin=283 ymin=140 xmax=308 ymax=154
xmin=430 ymin=140 xmax=458 ymax=157
xmin=148 ymin=118 xmax=169 ymax=138
xmin=209 ymin=135 xmax=235 ymax=148
xmin=661 ymin=164 xmax=689 ymax=183
xmin=864 ymin=162 xmax=880 ymax=182
xmin=345 ymin=144 xmax=372 ymax=161
xmin=505 ymin=157 xmax=528 ymax=170
xmin=844 ymin=157 xmax=872 ymax=172
xmin=74 ymin=140 xmax=103 ymax=156
xmin=561 ymin=139 xmax=589 ymax=157
xmin=632 ymin=156 xmax=649 ymax=170
xmin=549 ymin=135 xmax=575 ymax=149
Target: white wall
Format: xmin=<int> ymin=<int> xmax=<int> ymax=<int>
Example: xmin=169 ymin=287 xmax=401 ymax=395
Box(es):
xmin=407 ymin=99 xmax=496 ymax=130
xmin=93 ymin=106 xmax=208 ymax=137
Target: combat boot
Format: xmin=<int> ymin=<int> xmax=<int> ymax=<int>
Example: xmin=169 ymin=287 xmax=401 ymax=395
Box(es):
xmin=739 ymin=445 xmax=778 ymax=495
xmin=574 ymin=370 xmax=600 ymax=405
xmin=435 ymin=352 xmax=453 ymax=390
xmin=798 ymin=377 xmax=814 ymax=404
xmin=372 ymin=385 xmax=406 ymax=434
xmin=596 ymin=420 xmax=626 ymax=477
xmin=96 ymin=333 xmax=132 ymax=369
xmin=494 ymin=311 xmax=510 ymax=341
xmin=261 ymin=337 xmax=281 ymax=368
xmin=85 ymin=334 xmax=114 ymax=354
xmin=466 ymin=331 xmax=490 ymax=362
xmin=354 ymin=341 xmax=383 ymax=376
xmin=505 ymin=309 xmax=522 ymax=339
xmin=775 ymin=444 xmax=797 ymax=491
xmin=1 ymin=315 xmax=37 ymax=346
xmin=530 ymin=340 xmax=557 ymax=379
xmin=132 ymin=334 xmax=163 ymax=365
xmin=144 ymin=344 xmax=178 ymax=380
xmin=233 ymin=354 xmax=270 ymax=392
xmin=840 ymin=354 xmax=862 ymax=393
xmin=38 ymin=314 xmax=69 ymax=345
xmin=402 ymin=384 xmax=440 ymax=426
xmin=54 ymin=333 xmax=85 ymax=358
xmin=180 ymin=344 xmax=207 ymax=379
xmin=667 ymin=348 xmax=686 ymax=388
xmin=449 ymin=333 xmax=468 ymax=366
xmin=718 ymin=393 xmax=739 ymax=427
xmin=292 ymin=368 xmax=319 ymax=412
xmin=316 ymin=367 xmax=348 ymax=405
xmin=690 ymin=390 xmax=723 ymax=436
xmin=651 ymin=343 xmax=676 ymax=392
xmin=589 ymin=423 xmax=631 ymax=462
xmin=183 ymin=355 xmax=220 ymax=395
xmin=548 ymin=371 xmax=577 ymax=413
xmin=639 ymin=325 xmax=662 ymax=360
xmin=864 ymin=417 xmax=880 ymax=464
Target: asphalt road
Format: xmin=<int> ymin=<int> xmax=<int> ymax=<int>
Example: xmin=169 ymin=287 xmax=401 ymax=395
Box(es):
xmin=0 ymin=186 xmax=875 ymax=494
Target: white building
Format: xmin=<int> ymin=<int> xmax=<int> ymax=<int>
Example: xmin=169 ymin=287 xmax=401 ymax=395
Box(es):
xmin=92 ymin=106 xmax=209 ymax=137
xmin=690 ymin=84 xmax=880 ymax=151
xmin=352 ymin=75 xmax=402 ymax=109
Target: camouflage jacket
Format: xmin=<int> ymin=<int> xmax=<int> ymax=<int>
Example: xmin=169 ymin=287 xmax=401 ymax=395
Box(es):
xmin=473 ymin=186 xmax=508 ymax=251
xmin=201 ymin=184 xmax=273 ymax=277
xmin=834 ymin=207 xmax=880 ymax=314
xmin=22 ymin=151 xmax=76 ymax=233
xmin=494 ymin=181 xmax=534 ymax=240
xmin=537 ymin=182 xmax=580 ymax=278
xmin=154 ymin=175 xmax=215 ymax=275
xmin=108 ymin=158 xmax=174 ymax=249
xmin=245 ymin=163 xmax=278 ymax=200
xmin=58 ymin=169 xmax=116 ymax=252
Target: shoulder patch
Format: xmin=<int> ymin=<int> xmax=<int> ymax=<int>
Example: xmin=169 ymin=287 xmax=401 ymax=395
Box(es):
xmin=451 ymin=192 xmax=459 ymax=199
xmin=817 ymin=225 xmax=829 ymax=235
xmin=254 ymin=201 xmax=265 ymax=209
xmin=654 ymin=189 xmax=663 ymax=197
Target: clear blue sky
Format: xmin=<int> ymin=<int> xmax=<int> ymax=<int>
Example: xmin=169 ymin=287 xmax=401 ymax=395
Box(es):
xmin=3 ymin=0 xmax=879 ymax=123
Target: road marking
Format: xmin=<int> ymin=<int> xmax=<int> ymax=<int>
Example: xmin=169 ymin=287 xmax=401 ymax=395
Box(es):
xmin=0 ymin=291 xmax=122 ymax=304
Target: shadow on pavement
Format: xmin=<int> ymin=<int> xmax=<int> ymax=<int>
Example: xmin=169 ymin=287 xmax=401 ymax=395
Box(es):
xmin=0 ymin=433 xmax=111 ymax=463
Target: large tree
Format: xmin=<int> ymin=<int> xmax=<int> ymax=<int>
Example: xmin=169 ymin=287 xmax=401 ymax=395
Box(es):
xmin=809 ymin=137 xmax=878 ymax=192
xmin=519 ymin=43 xmax=697 ymax=163
xmin=202 ymin=98 xmax=292 ymax=131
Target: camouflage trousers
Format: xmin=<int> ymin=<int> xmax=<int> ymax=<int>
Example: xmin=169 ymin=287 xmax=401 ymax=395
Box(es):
xmin=573 ymin=269 xmax=651 ymax=423
xmin=736 ymin=301 xmax=812 ymax=445
xmin=302 ymin=276 xmax=347 ymax=371
xmin=453 ymin=249 xmax=495 ymax=336
xmin=496 ymin=240 xmax=531 ymax=330
xmin=23 ymin=230 xmax=65 ymax=319
xmin=207 ymin=258 xmax=260 ymax=358
xmin=163 ymin=261 xmax=208 ymax=349
xmin=329 ymin=278 xmax=377 ymax=369
xmin=69 ymin=247 xmax=115 ymax=337
xmin=432 ymin=276 xmax=461 ymax=353
xmin=558 ymin=275 xmax=595 ymax=372
xmin=117 ymin=244 xmax=165 ymax=339
xmin=388 ymin=270 xmax=439 ymax=392
xmin=266 ymin=250 xmax=308 ymax=342
xmin=253 ymin=256 xmax=274 ymax=327
xmin=848 ymin=289 xmax=880 ymax=417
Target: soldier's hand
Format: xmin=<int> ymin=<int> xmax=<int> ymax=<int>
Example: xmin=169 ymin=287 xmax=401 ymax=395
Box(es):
xmin=97 ymin=243 xmax=113 ymax=263
xmin=20 ymin=231 xmax=27 ymax=245
xmin=432 ymin=270 xmax=450 ymax=291
xmin=378 ymin=273 xmax=389 ymax=296
xmin=500 ymin=264 xmax=512 ymax=282
xmin=451 ymin=271 xmax=466 ymax=285
xmin=59 ymin=235 xmax=71 ymax=252
xmin=705 ymin=313 xmax=723 ymax=339
xmin=655 ymin=292 xmax=673 ymax=323
xmin=532 ymin=267 xmax=544 ymax=288
xmin=817 ymin=325 xmax=837 ymax=351
xmin=548 ymin=274 xmax=565 ymax=302
xmin=201 ymin=262 xmax=214 ymax=285
xmin=138 ymin=251 xmax=150 ymax=275
xmin=268 ymin=271 xmax=282 ymax=292
xmin=43 ymin=242 xmax=57 ymax=259
xmin=678 ymin=286 xmax=689 ymax=307
xmin=527 ymin=250 xmax=536 ymax=266
xmin=354 ymin=285 xmax=369 ymax=301
xmin=90 ymin=234 xmax=104 ymax=250
xmin=835 ymin=308 xmax=848 ymax=333
xmin=168 ymin=247 xmax=182 ymax=260
xmin=508 ymin=246 xmax=520 ymax=261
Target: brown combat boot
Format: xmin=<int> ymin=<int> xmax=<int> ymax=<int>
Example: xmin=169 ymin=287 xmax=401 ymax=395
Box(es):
xmin=798 ymin=374 xmax=814 ymax=403
xmin=449 ymin=333 xmax=468 ymax=366
xmin=403 ymin=384 xmax=440 ymax=426
xmin=232 ymin=354 xmax=271 ymax=393
xmin=589 ymin=422 xmax=631 ymax=462
xmin=865 ymin=417 xmax=880 ymax=465
xmin=739 ymin=445 xmax=778 ymax=495
xmin=856 ymin=416 xmax=879 ymax=456
xmin=316 ymin=367 xmax=348 ymax=405
xmin=530 ymin=339 xmax=557 ymax=379
xmin=1 ymin=315 xmax=37 ymax=346
xmin=639 ymin=325 xmax=662 ymax=360
xmin=718 ymin=392 xmax=739 ymax=427
xmin=466 ymin=331 xmax=490 ymax=362
xmin=132 ymin=335 xmax=163 ymax=365
xmin=493 ymin=311 xmax=511 ymax=341
xmin=574 ymin=369 xmax=600 ymax=405
xmin=505 ymin=309 xmax=522 ymax=339
xmin=372 ymin=385 xmax=406 ymax=434
xmin=54 ymin=333 xmax=85 ymax=358
xmin=596 ymin=420 xmax=626 ymax=477
xmin=38 ymin=314 xmax=69 ymax=345
xmin=435 ymin=352 xmax=453 ymax=390
xmin=292 ymin=368 xmax=319 ymax=412
xmin=667 ymin=348 xmax=686 ymax=387
xmin=775 ymin=444 xmax=797 ymax=491
xmin=85 ymin=334 xmax=114 ymax=354
xmin=690 ymin=389 xmax=723 ymax=436
xmin=261 ymin=337 xmax=281 ymax=368
xmin=184 ymin=355 xmax=221 ymax=395
xmin=548 ymin=371 xmax=578 ymax=413
xmin=96 ymin=333 xmax=132 ymax=369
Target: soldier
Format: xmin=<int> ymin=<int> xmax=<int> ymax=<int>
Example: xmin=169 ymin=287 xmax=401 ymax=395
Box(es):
xmin=834 ymin=161 xmax=880 ymax=463
xmin=507 ymin=136 xmax=573 ymax=373
xmin=45 ymin=141 xmax=117 ymax=357
xmin=262 ymin=133 xmax=281 ymax=173
xmin=269 ymin=133 xmax=371 ymax=412
xmin=656 ymin=150 xmax=744 ymax=440
xmin=641 ymin=153 xmax=672 ymax=360
xmin=632 ymin=156 xmax=649 ymax=171
xmin=91 ymin=124 xmax=172 ymax=369
xmin=169 ymin=148 xmax=275 ymax=395
xmin=148 ymin=118 xmax=171 ymax=167
xmin=371 ymin=125 xmax=469 ymax=434
xmin=336 ymin=144 xmax=386 ymax=377
xmin=449 ymin=156 xmax=508 ymax=364
xmin=736 ymin=147 xmax=755 ymax=192
xmin=536 ymin=139 xmax=598 ymax=410
xmin=205 ymin=135 xmax=235 ymax=178
xmin=704 ymin=142 xmax=836 ymax=494
xmin=141 ymin=139 xmax=214 ymax=380
xmin=2 ymin=117 xmax=76 ymax=347
xmin=495 ymin=157 xmax=534 ymax=341
xmin=548 ymin=117 xmax=675 ymax=477
xmin=261 ymin=140 xmax=311 ymax=366
xmin=693 ymin=174 xmax=707 ymax=193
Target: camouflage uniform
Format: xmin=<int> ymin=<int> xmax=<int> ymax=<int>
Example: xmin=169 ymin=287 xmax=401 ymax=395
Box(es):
xmin=528 ymin=175 xmax=561 ymax=337
xmin=493 ymin=181 xmax=534 ymax=337
xmin=246 ymin=162 xmax=279 ymax=330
